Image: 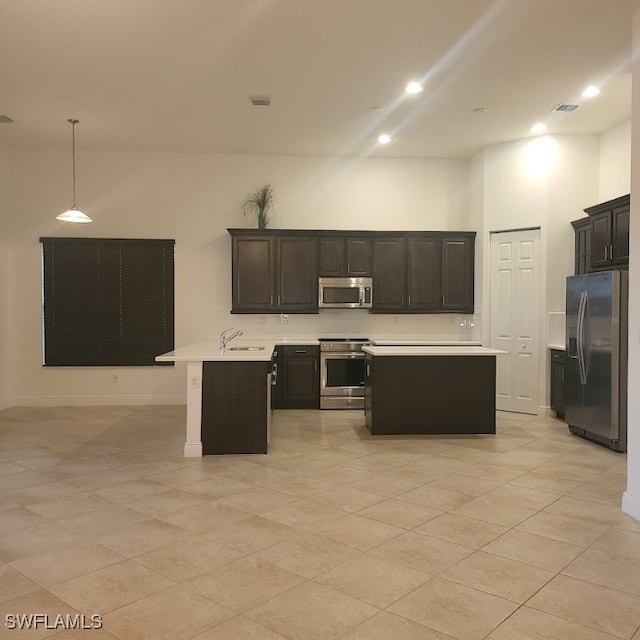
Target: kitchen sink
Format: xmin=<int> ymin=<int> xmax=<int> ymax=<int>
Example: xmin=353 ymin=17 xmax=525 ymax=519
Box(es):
xmin=228 ymin=346 xmax=265 ymax=351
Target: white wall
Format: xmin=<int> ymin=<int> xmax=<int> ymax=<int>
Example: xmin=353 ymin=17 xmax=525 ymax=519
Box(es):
xmin=600 ymin=119 xmax=631 ymax=201
xmin=0 ymin=141 xmax=12 ymax=409
xmin=622 ymin=0 xmax=640 ymax=521
xmin=6 ymin=150 xmax=472 ymax=405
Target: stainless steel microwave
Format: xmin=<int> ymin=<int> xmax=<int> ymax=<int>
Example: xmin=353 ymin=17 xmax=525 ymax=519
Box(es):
xmin=318 ymin=277 xmax=373 ymax=309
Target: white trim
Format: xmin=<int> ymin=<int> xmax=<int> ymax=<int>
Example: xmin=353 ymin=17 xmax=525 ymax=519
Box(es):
xmin=10 ymin=394 xmax=185 ymax=406
xmin=622 ymin=491 xmax=640 ymax=522
xmin=185 ymin=361 xmax=204 ymax=457
xmin=0 ymin=398 xmax=12 ymax=410
xmin=184 ymin=441 xmax=203 ymax=457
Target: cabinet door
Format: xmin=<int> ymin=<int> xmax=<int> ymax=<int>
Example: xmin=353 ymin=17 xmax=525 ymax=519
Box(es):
xmin=345 ymin=238 xmax=372 ymax=276
xmin=232 ymin=236 xmax=275 ymax=312
xmin=277 ymin=236 xmax=318 ymax=312
xmin=590 ymin=211 xmax=612 ymax=270
xmin=612 ymin=205 xmax=630 ymax=265
xmin=573 ymin=218 xmax=591 ymax=275
xmin=550 ymin=349 xmax=566 ymax=418
xmin=406 ymin=236 xmax=441 ymax=311
xmin=319 ymin=238 xmax=345 ymax=277
xmin=280 ymin=345 xmax=319 ymax=408
xmin=372 ymin=238 xmax=406 ymax=311
xmin=441 ymin=236 xmax=474 ymax=312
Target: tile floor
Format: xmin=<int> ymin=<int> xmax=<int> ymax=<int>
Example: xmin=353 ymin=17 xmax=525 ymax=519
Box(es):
xmin=0 ymin=405 xmax=639 ymax=640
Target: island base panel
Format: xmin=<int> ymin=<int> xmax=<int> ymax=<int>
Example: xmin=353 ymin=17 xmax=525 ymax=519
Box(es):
xmin=366 ymin=355 xmax=496 ymax=435
xmin=201 ymin=361 xmax=269 ymax=454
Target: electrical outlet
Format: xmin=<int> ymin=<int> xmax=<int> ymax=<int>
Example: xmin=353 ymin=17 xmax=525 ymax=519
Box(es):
xmin=111 ymin=374 xmax=118 ymax=384
xmin=393 ymin=316 xmax=399 ymax=325
xmin=190 ymin=375 xmax=200 ymax=389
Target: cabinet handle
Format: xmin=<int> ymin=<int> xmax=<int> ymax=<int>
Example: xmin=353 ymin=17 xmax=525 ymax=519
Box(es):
xmin=401 ymin=295 xmax=405 ymax=306
xmin=561 ymin=368 xmax=565 ymax=381
xmin=347 ymin=262 xmax=351 ymax=273
xmin=604 ymin=246 xmax=608 ymax=260
xmin=442 ymin=295 xmax=445 ymax=306
xmin=314 ymin=361 xmax=318 ymax=373
xmin=408 ymin=295 xmax=411 ymax=306
xmin=277 ymin=294 xmax=281 ymax=306
xmin=294 ymin=349 xmax=306 ymax=354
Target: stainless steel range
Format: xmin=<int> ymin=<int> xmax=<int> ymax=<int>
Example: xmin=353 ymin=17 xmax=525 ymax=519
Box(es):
xmin=319 ymin=338 xmax=371 ymax=409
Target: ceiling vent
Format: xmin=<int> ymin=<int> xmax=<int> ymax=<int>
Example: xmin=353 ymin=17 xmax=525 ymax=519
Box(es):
xmin=0 ymin=114 xmax=14 ymax=123
xmin=553 ymin=103 xmax=579 ymax=113
xmin=250 ymin=95 xmax=271 ymax=106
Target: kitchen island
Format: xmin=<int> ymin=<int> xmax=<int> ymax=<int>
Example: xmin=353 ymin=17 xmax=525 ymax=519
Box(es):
xmin=156 ymin=340 xmax=277 ymax=456
xmin=362 ymin=345 xmax=506 ymax=436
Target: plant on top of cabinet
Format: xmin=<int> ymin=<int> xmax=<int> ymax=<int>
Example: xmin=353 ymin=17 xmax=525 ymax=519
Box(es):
xmin=242 ymin=183 xmax=274 ymax=229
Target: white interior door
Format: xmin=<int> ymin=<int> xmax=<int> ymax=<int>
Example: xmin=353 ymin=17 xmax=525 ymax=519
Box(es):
xmin=490 ymin=229 xmax=540 ymax=414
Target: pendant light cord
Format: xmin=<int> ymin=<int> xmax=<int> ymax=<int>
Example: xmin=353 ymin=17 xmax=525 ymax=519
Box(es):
xmin=68 ymin=118 xmax=79 ymax=209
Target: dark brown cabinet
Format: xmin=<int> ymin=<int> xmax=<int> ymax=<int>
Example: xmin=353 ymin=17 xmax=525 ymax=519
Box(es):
xmin=230 ymin=231 xmax=318 ymax=313
xmin=572 ymin=217 xmax=591 ymax=275
xmin=573 ymin=194 xmax=629 ymax=272
xmin=201 ymin=360 xmax=270 ymax=454
xmin=372 ymin=232 xmax=474 ymax=313
xmin=277 ymin=344 xmax=320 ymax=408
xmin=319 ymin=236 xmax=372 ymax=277
xmin=550 ymin=348 xmax=566 ymax=419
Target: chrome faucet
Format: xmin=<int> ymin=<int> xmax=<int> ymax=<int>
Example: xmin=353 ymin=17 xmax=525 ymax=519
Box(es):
xmin=220 ymin=327 xmax=243 ymax=351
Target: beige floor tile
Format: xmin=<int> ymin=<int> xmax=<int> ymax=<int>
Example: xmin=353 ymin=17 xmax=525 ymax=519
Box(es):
xmin=315 ymin=552 xmax=431 ymax=607
xmin=9 ymin=540 xmax=123 ymax=587
xmin=458 ymin=462 xmax=526 ymax=483
xmin=146 ymin=466 xmax=219 ymax=488
xmin=124 ymin=488 xmax=211 ymax=517
xmin=486 ymin=605 xmax=625 ymax=640
xmin=255 ymin=533 xmax=358 ymax=579
xmin=57 ymin=505 xmax=150 ymax=538
xmin=482 ymin=529 xmax=584 ymax=571
xmin=542 ymin=495 xmax=623 ymax=526
xmin=516 ymin=511 xmax=609 ymax=546
xmin=388 ymin=577 xmax=518 ymax=640
xmin=397 ymin=485 xmax=476 ymax=511
xmin=186 ymin=556 xmax=305 ymax=612
xmin=93 ymin=478 xmax=168 ymax=503
xmin=133 ymin=534 xmax=244 ymax=582
xmin=102 ymin=584 xmax=233 ymax=640
xmin=451 ymin=494 xmax=538 ymax=527
xmin=357 ymin=498 xmax=443 ymax=529
xmin=484 ymin=483 xmax=561 ymax=510
xmin=49 ymin=560 xmax=173 ymax=613
xmin=47 ymin=628 xmax=118 ymax=639
xmin=527 ymin=574 xmax=640 ymax=638
xmin=338 ymin=610 xmax=457 ymax=640
xmin=179 ymin=475 xmax=253 ymax=500
xmin=533 ymin=461 xmax=602 ymax=483
xmin=9 ymin=480 xmax=81 ymax=505
xmin=414 ymin=513 xmax=507 ymax=548
xmin=372 ymin=530 xmax=473 ymax=575
xmin=95 ymin=517 xmax=191 ymax=557
xmin=204 ymin=514 xmax=298 ymax=553
xmin=158 ymin=500 xmax=248 ymax=533
xmin=245 ymin=581 xmax=378 ymax=640
xmin=568 ymin=482 xmax=625 ymax=506
xmin=0 ymin=505 xmax=51 ymax=535
xmin=427 ymin=472 xmax=502 ymax=496
xmin=311 ymin=486 xmax=384 ymax=513
xmin=348 ymin=472 xmax=425 ymax=497
xmin=260 ymin=497 xmax=347 ymax=530
xmin=0 ymin=565 xmax=41 ymax=603
xmin=439 ymin=550 xmax=554 ymax=603
xmin=315 ymin=513 xmax=405 ymax=550
xmin=216 ymin=487 xmax=296 ymax=515
xmin=193 ymin=615 xmax=288 ymax=639
xmin=0 ymin=521 xmax=78 ymax=563
xmin=509 ymin=471 xmax=582 ymax=495
xmin=64 ymin=469 xmax=140 ymax=491
xmin=302 ymin=463 xmax=374 ymax=485
xmin=26 ymin=492 xmax=115 ymax=521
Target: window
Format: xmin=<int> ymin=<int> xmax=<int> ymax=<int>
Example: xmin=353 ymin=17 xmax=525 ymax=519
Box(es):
xmin=40 ymin=237 xmax=175 ymax=366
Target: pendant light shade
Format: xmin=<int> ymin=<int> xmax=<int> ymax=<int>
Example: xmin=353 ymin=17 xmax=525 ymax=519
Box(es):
xmin=56 ymin=118 xmax=93 ymax=223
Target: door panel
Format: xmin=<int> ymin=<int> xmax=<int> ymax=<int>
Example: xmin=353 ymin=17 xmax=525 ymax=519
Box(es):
xmin=490 ymin=229 xmax=540 ymax=414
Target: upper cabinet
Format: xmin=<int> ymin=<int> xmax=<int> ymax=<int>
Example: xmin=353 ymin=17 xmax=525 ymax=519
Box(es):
xmin=573 ymin=194 xmax=629 ymax=272
xmin=229 ymin=229 xmax=475 ymax=314
xmin=230 ymin=230 xmax=318 ymax=313
xmin=319 ymin=236 xmax=372 ymax=277
xmin=372 ymin=232 xmax=474 ymax=313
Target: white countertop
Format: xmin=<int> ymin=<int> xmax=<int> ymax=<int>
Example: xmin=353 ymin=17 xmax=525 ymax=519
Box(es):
xmin=369 ymin=336 xmax=481 ymax=346
xmin=362 ymin=345 xmax=507 ymax=356
xmin=156 ymin=340 xmax=276 ymax=362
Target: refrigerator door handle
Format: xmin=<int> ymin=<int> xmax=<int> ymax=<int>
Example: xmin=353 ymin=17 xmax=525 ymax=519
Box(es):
xmin=577 ymin=290 xmax=588 ymax=385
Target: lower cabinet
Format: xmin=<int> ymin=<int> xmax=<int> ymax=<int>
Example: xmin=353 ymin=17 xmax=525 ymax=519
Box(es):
xmin=550 ymin=348 xmax=566 ymax=419
xmin=274 ymin=345 xmax=320 ymax=409
xmin=201 ymin=360 xmax=271 ymax=454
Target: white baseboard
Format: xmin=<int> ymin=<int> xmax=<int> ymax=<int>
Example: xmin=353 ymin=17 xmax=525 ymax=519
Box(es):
xmin=622 ymin=491 xmax=640 ymax=522
xmin=184 ymin=442 xmax=203 ymax=457
xmin=0 ymin=397 xmax=12 ymax=411
xmin=10 ymin=394 xmax=186 ymax=407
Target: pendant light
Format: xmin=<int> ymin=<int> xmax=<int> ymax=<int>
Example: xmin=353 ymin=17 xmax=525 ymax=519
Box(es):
xmin=56 ymin=118 xmax=93 ymax=223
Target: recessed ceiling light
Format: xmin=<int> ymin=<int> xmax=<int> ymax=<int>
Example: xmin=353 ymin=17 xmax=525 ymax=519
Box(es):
xmin=530 ymin=122 xmax=547 ymax=134
xmin=377 ymin=134 xmax=391 ymax=144
xmin=405 ymin=81 xmax=423 ymax=95
xmin=582 ymin=85 xmax=601 ymax=98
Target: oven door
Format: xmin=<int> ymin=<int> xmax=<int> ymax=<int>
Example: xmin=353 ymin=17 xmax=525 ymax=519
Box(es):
xmin=320 ymin=352 xmax=366 ymax=397
xmin=319 ymin=284 xmax=362 ymax=308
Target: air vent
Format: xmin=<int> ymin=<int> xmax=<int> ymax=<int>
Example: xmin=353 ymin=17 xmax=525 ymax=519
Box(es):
xmin=0 ymin=114 xmax=14 ymax=123
xmin=250 ymin=96 xmax=271 ymax=106
xmin=553 ymin=103 xmax=579 ymax=113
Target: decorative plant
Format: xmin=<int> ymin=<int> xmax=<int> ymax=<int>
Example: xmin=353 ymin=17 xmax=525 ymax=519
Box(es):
xmin=242 ymin=183 xmax=273 ymax=229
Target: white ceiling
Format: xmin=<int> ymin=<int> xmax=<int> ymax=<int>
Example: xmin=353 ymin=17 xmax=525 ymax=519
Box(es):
xmin=0 ymin=0 xmax=632 ymax=159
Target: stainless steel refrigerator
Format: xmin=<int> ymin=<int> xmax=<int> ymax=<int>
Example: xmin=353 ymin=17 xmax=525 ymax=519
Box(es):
xmin=565 ymin=270 xmax=628 ymax=452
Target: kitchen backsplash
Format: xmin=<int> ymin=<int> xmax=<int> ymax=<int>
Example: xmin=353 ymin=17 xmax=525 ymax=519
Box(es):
xmin=208 ymin=309 xmax=481 ymax=341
